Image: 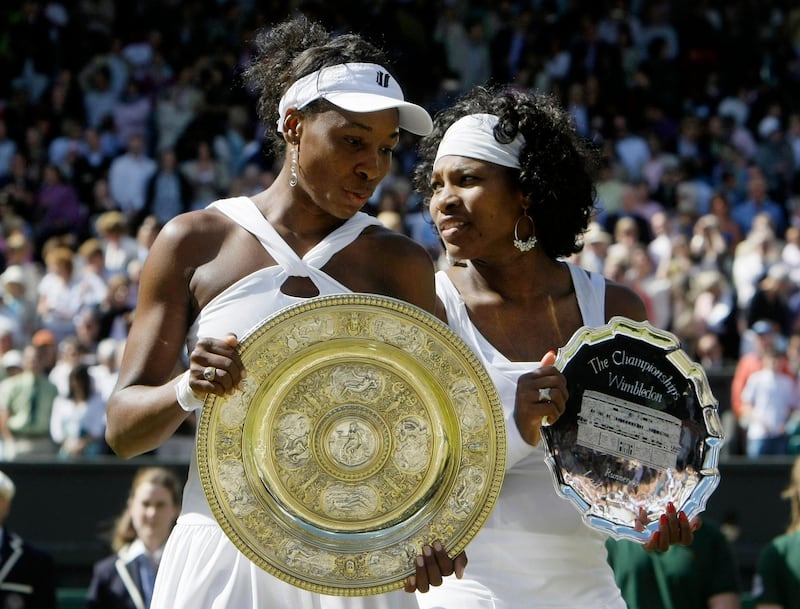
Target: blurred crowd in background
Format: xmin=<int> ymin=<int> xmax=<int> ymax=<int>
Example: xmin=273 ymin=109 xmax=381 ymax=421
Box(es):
xmin=2 ymin=0 xmax=800 ymax=459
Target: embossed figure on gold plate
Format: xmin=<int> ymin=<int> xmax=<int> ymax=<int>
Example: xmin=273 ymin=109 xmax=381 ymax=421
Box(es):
xmin=197 ymin=294 xmax=506 ymax=596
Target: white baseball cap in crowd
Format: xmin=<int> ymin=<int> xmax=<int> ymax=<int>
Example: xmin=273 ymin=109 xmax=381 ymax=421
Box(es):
xmin=0 ymin=471 xmax=15 ymax=501
xmin=1 ymin=265 xmax=25 ymax=287
xmin=2 ymin=350 xmax=22 ymax=370
xmin=277 ymin=62 xmax=433 ymax=136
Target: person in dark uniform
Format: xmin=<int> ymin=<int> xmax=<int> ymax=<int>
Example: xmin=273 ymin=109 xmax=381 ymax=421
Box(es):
xmin=0 ymin=470 xmax=57 ymax=609
xmin=86 ymin=467 xmax=182 ymax=609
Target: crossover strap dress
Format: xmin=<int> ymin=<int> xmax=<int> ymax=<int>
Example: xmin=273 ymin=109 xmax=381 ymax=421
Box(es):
xmin=416 ymin=262 xmax=628 ymax=609
xmin=151 ymin=197 xmax=420 ymax=609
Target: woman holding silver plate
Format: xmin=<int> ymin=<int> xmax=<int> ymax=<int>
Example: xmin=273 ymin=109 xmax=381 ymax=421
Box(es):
xmin=106 ymin=15 xmax=464 ymax=609
xmin=412 ymin=85 xmax=697 ymax=609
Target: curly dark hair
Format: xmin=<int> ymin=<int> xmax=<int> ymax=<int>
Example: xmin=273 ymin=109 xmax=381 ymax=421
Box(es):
xmin=242 ymin=15 xmax=390 ymax=155
xmin=413 ymin=86 xmax=600 ymax=259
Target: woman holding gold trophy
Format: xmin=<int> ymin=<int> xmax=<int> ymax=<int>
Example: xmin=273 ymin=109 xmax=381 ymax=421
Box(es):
xmin=106 ymin=15 xmax=465 ymax=609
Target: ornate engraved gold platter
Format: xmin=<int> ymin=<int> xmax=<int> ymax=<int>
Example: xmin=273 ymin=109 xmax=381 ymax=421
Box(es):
xmin=197 ymin=293 xmax=505 ymax=596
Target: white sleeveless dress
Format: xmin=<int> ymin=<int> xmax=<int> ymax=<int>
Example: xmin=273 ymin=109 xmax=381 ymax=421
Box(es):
xmin=416 ymin=264 xmax=627 ymax=609
xmin=151 ymin=197 xmax=421 ymax=609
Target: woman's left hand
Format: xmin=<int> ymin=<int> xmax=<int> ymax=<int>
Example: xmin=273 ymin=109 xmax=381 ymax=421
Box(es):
xmin=637 ymin=503 xmax=700 ymax=552
xmin=513 ymin=350 xmax=568 ymax=446
xmin=403 ymin=542 xmax=467 ymax=593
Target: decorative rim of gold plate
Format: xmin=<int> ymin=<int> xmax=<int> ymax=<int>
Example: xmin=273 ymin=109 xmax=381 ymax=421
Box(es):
xmin=197 ymin=293 xmax=506 ymax=596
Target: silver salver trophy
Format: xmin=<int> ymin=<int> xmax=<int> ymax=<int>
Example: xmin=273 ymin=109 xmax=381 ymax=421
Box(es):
xmin=541 ymin=316 xmax=724 ymax=541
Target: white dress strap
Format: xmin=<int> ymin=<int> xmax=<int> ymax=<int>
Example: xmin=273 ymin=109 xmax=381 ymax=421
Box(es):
xmin=209 ymin=197 xmax=382 ymax=289
xmin=567 ymin=262 xmax=606 ymax=326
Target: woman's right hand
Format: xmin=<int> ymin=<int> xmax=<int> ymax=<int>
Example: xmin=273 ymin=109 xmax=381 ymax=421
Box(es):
xmin=187 ymin=333 xmax=246 ymax=398
xmin=513 ymin=350 xmax=567 ymax=446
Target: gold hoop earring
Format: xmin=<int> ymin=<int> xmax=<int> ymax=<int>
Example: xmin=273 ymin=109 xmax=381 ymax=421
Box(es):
xmin=513 ymin=206 xmax=537 ymax=252
xmin=289 ymin=143 xmax=298 ymax=187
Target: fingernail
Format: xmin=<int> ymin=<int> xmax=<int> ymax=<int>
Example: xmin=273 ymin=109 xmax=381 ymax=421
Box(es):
xmin=547 ymin=350 xmax=556 ymax=357
xmin=456 ymin=565 xmax=464 ymax=579
xmin=660 ymin=514 xmax=668 ymax=526
xmin=679 ymin=511 xmax=689 ymax=523
xmin=423 ymin=545 xmax=432 ymax=557
xmin=416 ymin=556 xmax=425 ymax=567
xmin=433 ymin=541 xmax=443 ymax=552
xmin=408 ymin=576 xmax=416 ymax=588
xmin=667 ymin=501 xmax=676 ymax=514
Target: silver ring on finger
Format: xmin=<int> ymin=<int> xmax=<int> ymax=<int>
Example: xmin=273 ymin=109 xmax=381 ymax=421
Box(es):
xmin=203 ymin=366 xmax=217 ymax=382
xmin=539 ymin=387 xmax=551 ymax=402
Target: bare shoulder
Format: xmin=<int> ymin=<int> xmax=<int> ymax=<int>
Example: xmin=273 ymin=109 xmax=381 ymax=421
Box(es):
xmin=604 ymin=278 xmax=648 ymax=322
xmin=149 ymin=208 xmax=233 ymax=265
xmin=362 ymin=224 xmax=433 ymax=259
xmin=342 ymin=225 xmax=436 ymax=311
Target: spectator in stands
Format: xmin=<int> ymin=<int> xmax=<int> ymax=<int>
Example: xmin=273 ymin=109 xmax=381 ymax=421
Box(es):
xmin=574 ymin=221 xmax=612 ymax=275
xmin=95 ymin=211 xmax=139 ymax=281
xmin=709 ymin=191 xmax=744 ymax=252
xmin=96 ymin=273 xmax=134 ymax=342
xmin=740 ymin=346 xmax=799 ymax=458
xmin=690 ymin=214 xmax=731 ymax=274
xmin=49 ymin=362 xmax=106 ymax=457
xmin=141 ymin=149 xmax=192 ymax=226
xmin=0 ymin=469 xmax=57 ymax=608
xmin=1 ymin=349 xmax=23 ymax=381
xmin=606 ymin=518 xmax=741 ymax=609
xmin=612 ymin=114 xmax=650 ymax=182
xmin=733 ymin=169 xmax=787 ymax=239
xmin=36 ymin=246 xmax=84 ymax=343
xmin=180 ymin=140 xmax=230 ymax=212
xmin=78 ymin=60 xmax=122 ymax=130
xmin=89 ymin=337 xmax=122 ymax=403
xmin=751 ymin=455 xmax=800 ymax=608
xmin=754 ymin=114 xmax=795 ymax=206
xmin=0 ymin=344 xmax=59 ymax=459
xmin=76 ymin=238 xmax=111 ymax=307
xmin=33 ymin=164 xmax=86 ymax=251
xmin=0 ymin=265 xmax=37 ymax=346
xmin=48 ymin=335 xmax=86 ymax=397
xmin=74 ymin=305 xmax=104 ymax=365
xmin=31 ymin=328 xmax=58 ymax=375
xmin=730 ymin=320 xmax=791 ymax=454
xmin=107 ymin=133 xmax=157 ymax=223
xmin=732 ymin=227 xmax=782 ymax=321
xmin=747 ymin=263 xmax=796 ymax=336
xmin=72 ymin=127 xmax=113 ymax=208
xmin=111 ymin=79 xmax=151 ymax=153
xmin=87 ymin=467 xmax=182 ymax=609
xmin=695 ymin=332 xmax=726 ymax=370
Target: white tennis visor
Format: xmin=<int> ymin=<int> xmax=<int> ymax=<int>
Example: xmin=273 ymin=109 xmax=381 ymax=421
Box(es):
xmin=277 ymin=62 xmax=433 ymax=136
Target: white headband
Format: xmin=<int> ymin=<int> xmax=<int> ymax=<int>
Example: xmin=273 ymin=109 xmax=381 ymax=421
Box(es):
xmin=276 ymin=62 xmax=432 ymax=136
xmin=434 ymin=113 xmax=525 ymax=169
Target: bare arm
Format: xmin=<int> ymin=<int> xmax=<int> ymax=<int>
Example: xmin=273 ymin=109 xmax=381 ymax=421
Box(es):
xmin=105 ymin=218 xmax=195 ymax=457
xmin=105 ymin=213 xmax=239 ymax=458
xmin=604 ymin=280 xmax=649 ymax=322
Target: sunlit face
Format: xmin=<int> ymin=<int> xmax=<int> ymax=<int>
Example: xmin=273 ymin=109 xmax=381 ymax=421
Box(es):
xmin=294 ymin=106 xmax=400 ymax=219
xmin=129 ymin=481 xmax=179 ymax=549
xmin=428 ymin=155 xmax=524 ymax=261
